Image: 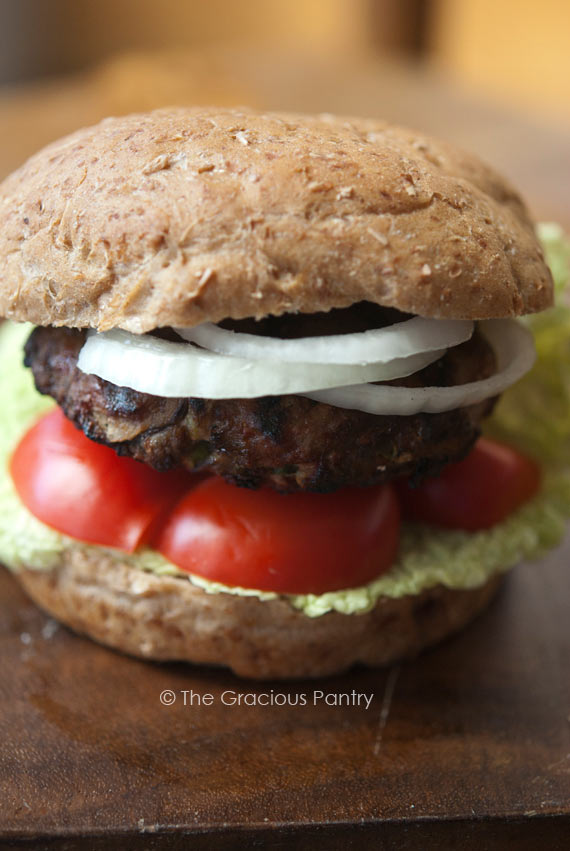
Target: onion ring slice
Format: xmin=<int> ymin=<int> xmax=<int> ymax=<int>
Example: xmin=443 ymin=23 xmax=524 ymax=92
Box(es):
xmin=77 ymin=329 xmax=445 ymax=399
xmin=176 ymin=316 xmax=474 ymax=365
xmin=303 ymin=320 xmax=535 ymax=415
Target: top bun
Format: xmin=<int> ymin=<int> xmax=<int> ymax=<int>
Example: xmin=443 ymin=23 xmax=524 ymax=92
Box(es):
xmin=0 ymin=107 xmax=552 ymax=332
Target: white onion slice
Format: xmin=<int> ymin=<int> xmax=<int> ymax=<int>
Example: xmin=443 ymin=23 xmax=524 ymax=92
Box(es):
xmin=176 ymin=316 xmax=474 ymax=365
xmin=77 ymin=329 xmax=445 ymax=399
xmin=303 ymin=319 xmax=535 ymax=415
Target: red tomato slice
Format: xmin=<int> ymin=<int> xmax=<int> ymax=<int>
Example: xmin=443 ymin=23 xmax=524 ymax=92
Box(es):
xmin=154 ymin=477 xmax=400 ymax=594
xmin=396 ymin=438 xmax=541 ymax=531
xmin=10 ymin=409 xmax=192 ymax=552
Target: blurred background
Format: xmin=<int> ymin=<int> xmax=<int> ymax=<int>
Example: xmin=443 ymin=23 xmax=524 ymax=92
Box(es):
xmin=0 ymin=0 xmax=568 ymax=224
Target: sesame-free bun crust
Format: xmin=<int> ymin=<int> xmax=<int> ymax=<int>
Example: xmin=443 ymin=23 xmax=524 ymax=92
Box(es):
xmin=16 ymin=547 xmax=502 ymax=679
xmin=0 ymin=108 xmax=552 ymax=332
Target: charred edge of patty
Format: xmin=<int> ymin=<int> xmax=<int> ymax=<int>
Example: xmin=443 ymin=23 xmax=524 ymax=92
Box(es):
xmin=24 ymin=311 xmax=497 ymax=492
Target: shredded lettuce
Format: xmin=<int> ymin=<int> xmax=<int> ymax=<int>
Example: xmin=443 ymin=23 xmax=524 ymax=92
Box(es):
xmin=1 ymin=225 xmax=569 ymax=617
xmin=485 ymin=223 xmax=570 ymax=466
xmin=538 ymin=222 xmax=570 ymax=303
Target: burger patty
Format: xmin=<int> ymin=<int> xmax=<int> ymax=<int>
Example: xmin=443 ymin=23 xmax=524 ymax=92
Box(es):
xmin=24 ymin=316 xmax=497 ymax=492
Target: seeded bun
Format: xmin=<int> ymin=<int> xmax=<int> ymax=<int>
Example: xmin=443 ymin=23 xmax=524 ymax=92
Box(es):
xmin=0 ymin=107 xmax=552 ymax=333
xmin=17 ymin=548 xmax=502 ymax=679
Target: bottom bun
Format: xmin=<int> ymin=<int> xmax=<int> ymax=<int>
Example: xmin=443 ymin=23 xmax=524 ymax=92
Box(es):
xmin=16 ymin=547 xmax=503 ymax=679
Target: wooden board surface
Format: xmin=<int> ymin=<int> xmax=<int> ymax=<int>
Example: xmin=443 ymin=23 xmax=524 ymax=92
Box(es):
xmin=1 ymin=535 xmax=569 ymax=849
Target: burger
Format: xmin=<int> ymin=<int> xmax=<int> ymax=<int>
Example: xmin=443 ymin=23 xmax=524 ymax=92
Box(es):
xmin=0 ymin=107 xmax=563 ymax=679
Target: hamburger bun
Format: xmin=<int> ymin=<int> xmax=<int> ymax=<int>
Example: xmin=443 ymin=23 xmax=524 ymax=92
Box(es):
xmin=0 ymin=107 xmax=551 ymax=334
xmin=17 ymin=545 xmax=502 ymax=679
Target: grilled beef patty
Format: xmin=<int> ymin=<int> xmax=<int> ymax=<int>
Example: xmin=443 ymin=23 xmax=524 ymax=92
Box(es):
xmin=24 ymin=307 xmax=497 ymax=492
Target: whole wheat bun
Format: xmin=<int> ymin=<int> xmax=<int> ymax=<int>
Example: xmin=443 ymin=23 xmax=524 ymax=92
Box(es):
xmin=0 ymin=107 xmax=552 ymax=332
xmin=17 ymin=547 xmax=502 ymax=679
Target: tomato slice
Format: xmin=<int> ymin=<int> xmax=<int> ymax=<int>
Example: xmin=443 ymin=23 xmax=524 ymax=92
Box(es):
xmin=155 ymin=477 xmax=401 ymax=594
xmin=11 ymin=409 xmax=401 ymax=594
xmin=396 ymin=438 xmax=541 ymax=531
xmin=10 ymin=409 xmax=192 ymax=552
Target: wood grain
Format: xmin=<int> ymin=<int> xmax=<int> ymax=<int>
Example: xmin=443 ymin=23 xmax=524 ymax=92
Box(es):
xmin=1 ymin=536 xmax=569 ymax=848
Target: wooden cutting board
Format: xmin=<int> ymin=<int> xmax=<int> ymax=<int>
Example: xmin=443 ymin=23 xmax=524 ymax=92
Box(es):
xmin=1 ymin=535 xmax=569 ymax=849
